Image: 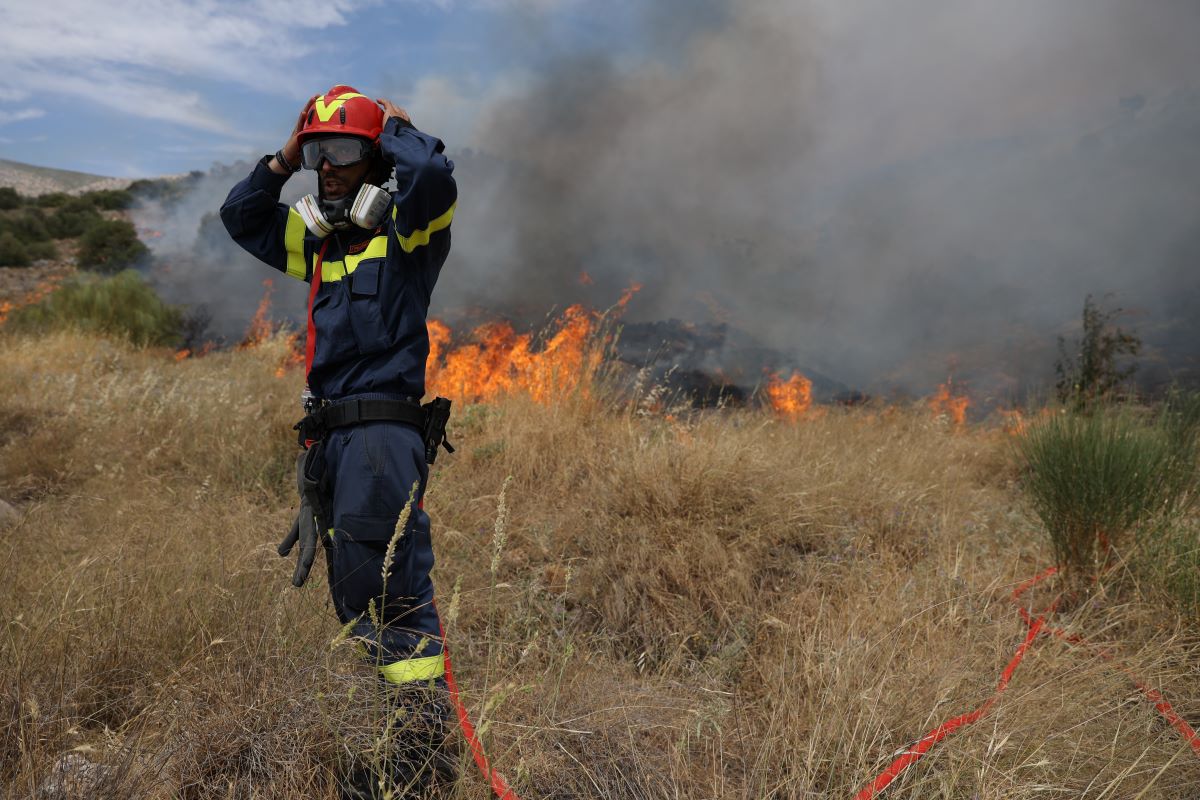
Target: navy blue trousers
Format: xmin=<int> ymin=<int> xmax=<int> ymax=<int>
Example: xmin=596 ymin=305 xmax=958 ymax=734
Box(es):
xmin=320 ymin=413 xmax=444 ymax=681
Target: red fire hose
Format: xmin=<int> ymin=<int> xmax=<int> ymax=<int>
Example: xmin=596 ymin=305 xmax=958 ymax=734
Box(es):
xmin=438 ymin=621 xmax=522 ymax=800
xmin=853 ymin=565 xmax=1200 ymax=799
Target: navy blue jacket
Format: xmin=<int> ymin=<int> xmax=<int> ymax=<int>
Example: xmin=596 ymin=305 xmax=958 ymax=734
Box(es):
xmin=220 ymin=118 xmax=456 ymax=400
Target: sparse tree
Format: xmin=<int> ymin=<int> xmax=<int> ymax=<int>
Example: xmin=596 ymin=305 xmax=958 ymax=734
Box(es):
xmin=1055 ymin=294 xmax=1140 ymax=409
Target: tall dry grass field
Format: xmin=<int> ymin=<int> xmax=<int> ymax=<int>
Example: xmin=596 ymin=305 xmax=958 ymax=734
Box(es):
xmin=1 ymin=330 xmax=1197 ymax=798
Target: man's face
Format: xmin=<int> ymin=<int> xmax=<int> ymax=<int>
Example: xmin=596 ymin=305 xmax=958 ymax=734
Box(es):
xmin=320 ymin=157 xmax=373 ymax=201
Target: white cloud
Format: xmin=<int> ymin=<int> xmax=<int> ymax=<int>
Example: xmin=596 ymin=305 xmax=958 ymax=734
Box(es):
xmin=0 ymin=0 xmax=379 ymax=134
xmin=0 ymin=109 xmax=45 ymax=126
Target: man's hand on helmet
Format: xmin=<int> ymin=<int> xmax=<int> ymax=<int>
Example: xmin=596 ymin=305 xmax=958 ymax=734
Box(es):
xmin=269 ymin=95 xmax=317 ymax=176
xmin=376 ymin=98 xmax=412 ymax=127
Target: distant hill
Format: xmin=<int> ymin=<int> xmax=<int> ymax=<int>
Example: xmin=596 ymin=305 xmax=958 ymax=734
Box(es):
xmin=0 ymin=158 xmax=132 ymax=197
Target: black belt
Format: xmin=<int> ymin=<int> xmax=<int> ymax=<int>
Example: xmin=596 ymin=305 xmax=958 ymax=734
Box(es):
xmin=322 ymin=398 xmax=425 ymax=430
xmin=295 ymin=398 xmax=424 ymax=447
xmin=295 ymin=396 xmax=455 ymax=465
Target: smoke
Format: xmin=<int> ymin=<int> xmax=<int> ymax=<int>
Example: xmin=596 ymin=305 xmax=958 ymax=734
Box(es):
xmin=137 ymin=0 xmax=1200 ymax=399
xmin=134 ymin=163 xmax=316 ymax=342
xmin=439 ymin=0 xmax=1200 ymax=397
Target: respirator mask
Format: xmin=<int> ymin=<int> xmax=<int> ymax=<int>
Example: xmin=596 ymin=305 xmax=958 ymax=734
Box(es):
xmin=293 ymin=135 xmax=390 ymax=238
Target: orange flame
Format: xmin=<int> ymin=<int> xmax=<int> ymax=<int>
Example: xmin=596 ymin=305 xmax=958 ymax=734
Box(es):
xmin=999 ymin=408 xmax=1026 ymax=436
xmin=614 ymin=282 xmax=642 ymax=311
xmin=0 ymin=277 xmax=65 ymax=327
xmin=765 ymin=371 xmax=813 ymax=421
xmin=578 ymin=270 xmax=594 ymax=286
xmin=427 ymin=305 xmax=597 ymax=403
xmin=425 ymin=285 xmax=639 ymax=404
xmin=239 ymin=279 xmax=275 ymax=349
xmin=929 ymin=381 xmax=970 ymax=426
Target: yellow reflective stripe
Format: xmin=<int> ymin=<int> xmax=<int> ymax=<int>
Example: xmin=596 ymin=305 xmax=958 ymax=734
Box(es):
xmin=284 ymin=209 xmax=307 ymax=280
xmin=320 ymin=236 xmax=388 ymax=282
xmin=393 ymin=202 xmax=456 ymax=254
xmin=314 ymin=92 xmax=367 ymax=122
xmin=322 ymin=260 xmax=347 ymax=283
xmin=346 ymin=236 xmax=389 ymax=272
xmin=378 ymin=653 xmax=445 ymax=684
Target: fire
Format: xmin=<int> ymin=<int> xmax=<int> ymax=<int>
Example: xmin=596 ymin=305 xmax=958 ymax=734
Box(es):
xmin=219 ymin=279 xmax=303 ymax=376
xmin=928 ymin=381 xmax=970 ymax=426
xmin=614 ymin=282 xmax=642 ymax=311
xmin=0 ymin=277 xmax=65 ymax=327
xmin=239 ymin=279 xmax=275 ymax=349
xmin=275 ymin=332 xmax=304 ymax=377
xmin=578 ymin=270 xmax=594 ymax=286
xmin=765 ymin=371 xmax=813 ymax=421
xmin=424 ymin=284 xmax=642 ymax=404
xmin=1000 ymin=408 xmax=1026 ymax=436
xmin=427 ymin=304 xmax=598 ymax=403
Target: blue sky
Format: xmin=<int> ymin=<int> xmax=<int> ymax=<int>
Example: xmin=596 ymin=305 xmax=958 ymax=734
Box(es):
xmin=0 ymin=0 xmax=640 ymax=177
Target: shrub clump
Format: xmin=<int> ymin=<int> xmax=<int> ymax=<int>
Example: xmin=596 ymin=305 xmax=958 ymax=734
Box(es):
xmin=45 ymin=198 xmax=102 ymax=238
xmin=6 ymin=270 xmax=182 ymax=346
xmin=0 ymin=232 xmax=30 ymax=266
xmin=0 ymin=188 xmax=20 ymax=210
xmin=1019 ymin=404 xmax=1199 ymax=580
xmin=78 ymin=219 xmax=148 ymax=273
xmin=81 ymin=188 xmax=134 ymax=210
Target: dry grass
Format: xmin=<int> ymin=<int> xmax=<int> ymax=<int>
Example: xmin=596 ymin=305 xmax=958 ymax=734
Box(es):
xmin=1 ymin=329 xmax=1198 ymax=798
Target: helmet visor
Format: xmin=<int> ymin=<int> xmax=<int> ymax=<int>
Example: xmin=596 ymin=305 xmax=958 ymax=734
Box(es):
xmin=300 ymin=136 xmax=373 ymax=169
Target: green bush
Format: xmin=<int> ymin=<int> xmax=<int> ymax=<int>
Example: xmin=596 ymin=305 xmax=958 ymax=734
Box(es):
xmin=25 ymin=241 xmax=57 ymax=261
xmin=0 ymin=232 xmax=30 ymax=266
xmin=0 ymin=188 xmax=20 ymax=210
xmin=6 ymin=270 xmax=182 ymax=346
xmin=1019 ymin=405 xmax=1199 ymax=580
xmin=46 ymin=198 xmax=102 ymax=238
xmin=0 ymin=209 xmax=51 ymax=244
xmin=78 ymin=219 xmax=148 ymax=273
xmin=81 ymin=189 xmax=134 ymax=210
xmin=36 ymin=192 xmax=70 ymax=208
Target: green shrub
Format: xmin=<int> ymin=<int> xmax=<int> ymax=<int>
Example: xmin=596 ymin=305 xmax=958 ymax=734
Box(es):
xmin=0 ymin=232 xmax=30 ymax=266
xmin=78 ymin=219 xmax=148 ymax=273
xmin=46 ymin=198 xmax=102 ymax=238
xmin=6 ymin=270 xmax=182 ymax=346
xmin=36 ymin=192 xmax=70 ymax=208
xmin=1019 ymin=406 xmax=1199 ymax=580
xmin=81 ymin=189 xmax=134 ymax=210
xmin=0 ymin=209 xmax=51 ymax=244
xmin=0 ymin=188 xmax=20 ymax=210
xmin=25 ymin=241 xmax=57 ymax=261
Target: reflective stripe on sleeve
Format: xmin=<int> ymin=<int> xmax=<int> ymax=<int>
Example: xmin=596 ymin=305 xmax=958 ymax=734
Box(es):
xmin=394 ymin=202 xmax=456 ymax=254
xmin=378 ymin=653 xmax=446 ymax=684
xmin=284 ymin=209 xmax=308 ymax=280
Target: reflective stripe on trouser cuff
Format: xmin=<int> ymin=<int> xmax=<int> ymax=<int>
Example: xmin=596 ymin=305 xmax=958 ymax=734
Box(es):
xmin=379 ymin=653 xmax=446 ymax=684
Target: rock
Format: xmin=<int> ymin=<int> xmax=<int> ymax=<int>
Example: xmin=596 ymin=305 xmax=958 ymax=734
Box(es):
xmin=38 ymin=753 xmax=111 ymax=798
xmin=0 ymin=498 xmax=18 ymax=528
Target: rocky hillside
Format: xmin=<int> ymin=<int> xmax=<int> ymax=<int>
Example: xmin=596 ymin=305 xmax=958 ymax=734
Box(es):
xmin=0 ymin=158 xmax=131 ymax=197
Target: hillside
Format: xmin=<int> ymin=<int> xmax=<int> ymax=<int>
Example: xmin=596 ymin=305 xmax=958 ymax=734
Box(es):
xmin=0 ymin=158 xmax=132 ymax=197
xmin=0 ymin=328 xmax=1197 ymax=798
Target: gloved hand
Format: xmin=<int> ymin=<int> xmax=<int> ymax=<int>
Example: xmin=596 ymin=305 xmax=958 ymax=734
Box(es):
xmin=278 ymin=446 xmax=327 ymax=588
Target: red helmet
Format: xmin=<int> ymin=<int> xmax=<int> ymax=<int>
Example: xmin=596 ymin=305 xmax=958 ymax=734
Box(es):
xmin=297 ymin=85 xmax=384 ymax=144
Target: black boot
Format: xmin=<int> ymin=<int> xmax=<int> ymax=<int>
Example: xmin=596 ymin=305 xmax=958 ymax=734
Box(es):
xmin=340 ymin=679 xmax=460 ymax=800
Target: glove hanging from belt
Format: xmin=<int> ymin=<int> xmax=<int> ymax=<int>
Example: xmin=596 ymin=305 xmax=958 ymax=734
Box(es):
xmin=280 ymin=396 xmax=456 ymax=588
xmin=278 ymin=442 xmax=329 ymax=588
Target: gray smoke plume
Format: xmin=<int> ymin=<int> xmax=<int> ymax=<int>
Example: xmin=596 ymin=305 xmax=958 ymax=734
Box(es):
xmin=437 ymin=0 xmax=1200 ymax=399
xmin=138 ymin=0 xmax=1200 ymax=401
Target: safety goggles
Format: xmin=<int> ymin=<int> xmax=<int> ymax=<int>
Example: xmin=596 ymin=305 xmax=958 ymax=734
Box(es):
xmin=300 ymin=136 xmax=373 ymax=169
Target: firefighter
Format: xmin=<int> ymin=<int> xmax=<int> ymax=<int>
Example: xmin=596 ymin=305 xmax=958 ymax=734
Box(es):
xmin=220 ymin=85 xmax=457 ymax=798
